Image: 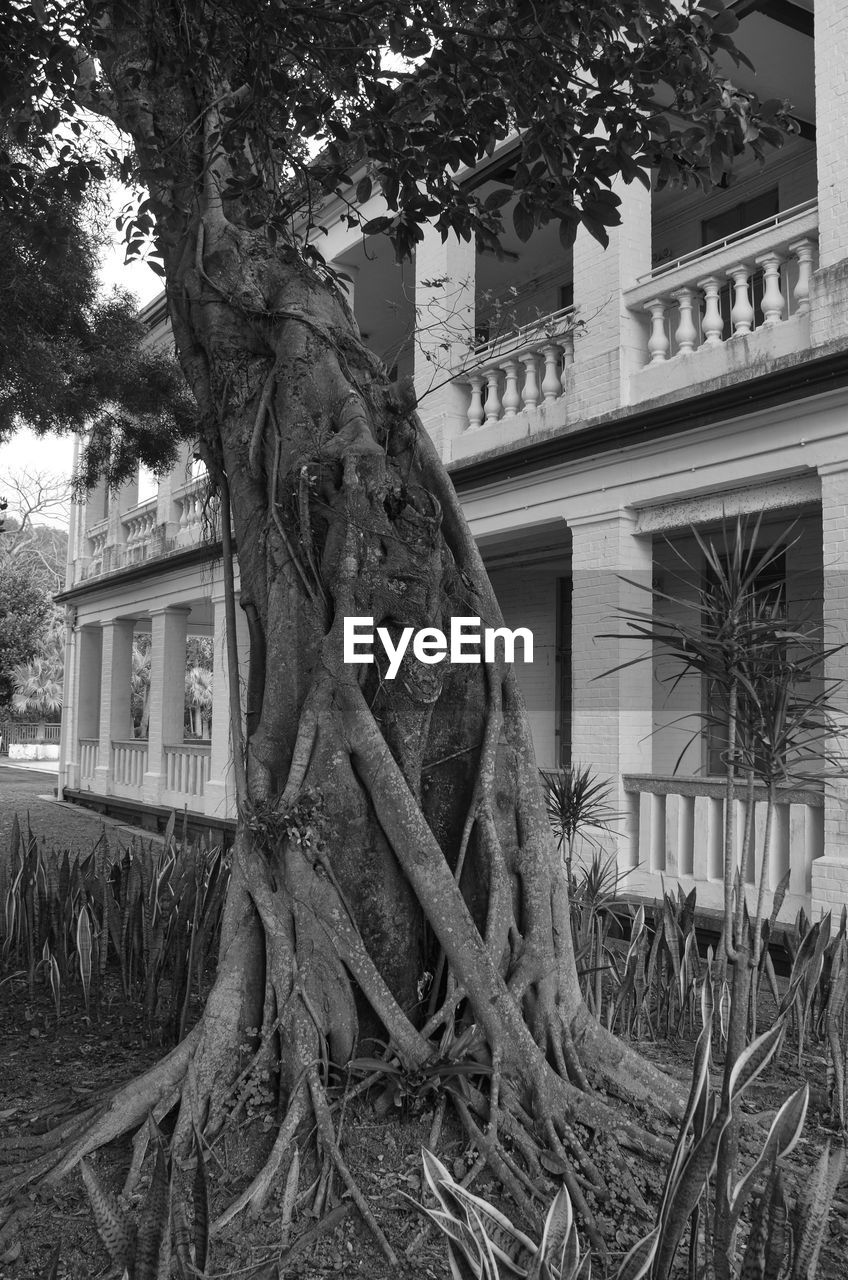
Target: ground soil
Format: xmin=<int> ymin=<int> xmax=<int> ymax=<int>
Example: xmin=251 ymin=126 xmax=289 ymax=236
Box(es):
xmin=1 ymin=769 xmax=847 ymax=1279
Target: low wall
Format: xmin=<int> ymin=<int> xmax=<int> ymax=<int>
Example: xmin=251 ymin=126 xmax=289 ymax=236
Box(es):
xmin=8 ymin=743 xmax=60 ymax=762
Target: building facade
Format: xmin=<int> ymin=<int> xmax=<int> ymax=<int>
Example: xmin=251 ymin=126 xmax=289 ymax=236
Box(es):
xmin=59 ymin=0 xmax=848 ymax=918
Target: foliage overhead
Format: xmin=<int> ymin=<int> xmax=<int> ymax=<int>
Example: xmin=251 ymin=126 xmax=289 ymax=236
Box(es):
xmin=0 ymin=154 xmax=196 ymax=489
xmin=0 ymin=560 xmax=51 ymax=709
xmin=2 ymin=0 xmax=795 ymax=282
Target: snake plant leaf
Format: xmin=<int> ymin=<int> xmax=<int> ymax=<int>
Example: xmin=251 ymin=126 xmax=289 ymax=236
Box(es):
xmin=80 ymin=1157 xmax=135 ymax=1270
xmin=613 ymin=1226 xmax=659 ymax=1280
xmin=729 ymin=1084 xmax=808 ymax=1227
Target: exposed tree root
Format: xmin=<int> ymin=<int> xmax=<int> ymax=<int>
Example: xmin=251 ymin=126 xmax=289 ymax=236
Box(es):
xmin=2 ymin=300 xmax=694 ymax=1266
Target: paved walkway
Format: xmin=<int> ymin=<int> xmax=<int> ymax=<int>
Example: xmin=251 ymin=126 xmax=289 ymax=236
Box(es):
xmin=0 ymin=762 xmax=159 ymax=856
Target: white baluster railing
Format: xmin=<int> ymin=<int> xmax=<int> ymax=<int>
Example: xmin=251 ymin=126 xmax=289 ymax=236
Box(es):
xmin=86 ymin=521 xmax=108 ymax=577
xmin=121 ymin=499 xmax=158 ymax=561
xmin=625 ymin=200 xmax=818 ymax=366
xmin=462 ymin=306 xmax=576 ymax=430
xmin=174 ymin=478 xmax=216 ymax=547
xmin=622 ymin=775 xmax=822 ymax=921
xmin=110 ymin=740 xmax=148 ymax=792
xmin=163 ymin=742 xmax=212 ymax=801
xmin=79 ymin=738 xmax=98 ymax=782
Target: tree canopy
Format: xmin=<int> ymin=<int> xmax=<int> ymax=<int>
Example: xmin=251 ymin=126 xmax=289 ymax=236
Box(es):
xmin=0 ymin=138 xmax=195 ymax=487
xmin=4 ymin=0 xmax=792 ymax=290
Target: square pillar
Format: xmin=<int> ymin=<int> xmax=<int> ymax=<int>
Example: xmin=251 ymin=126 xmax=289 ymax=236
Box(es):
xmin=204 ymin=592 xmax=248 ymax=820
xmin=571 ymin=179 xmax=652 ymax=415
xmin=812 ymin=466 xmax=848 ymax=917
xmin=568 ymin=510 xmax=654 ymax=859
xmin=809 ymin=0 xmax=848 ymax=347
xmin=814 ymin=0 xmax=848 ymax=271
xmin=413 ymin=225 xmax=476 ymax=459
xmin=142 ymin=607 xmax=190 ymax=806
xmin=94 ymin=619 xmax=135 ymax=792
xmin=63 ymin=624 xmax=102 ymax=790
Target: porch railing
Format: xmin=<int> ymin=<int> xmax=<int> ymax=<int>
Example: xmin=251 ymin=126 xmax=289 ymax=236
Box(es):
xmin=163 ymin=742 xmax=212 ymax=800
xmin=622 ymin=774 xmax=823 ymax=920
xmin=2 ymin=722 xmax=62 ymax=745
xmin=79 ymin=738 xmax=98 ymax=782
xmin=110 ymin=740 xmax=148 ymax=793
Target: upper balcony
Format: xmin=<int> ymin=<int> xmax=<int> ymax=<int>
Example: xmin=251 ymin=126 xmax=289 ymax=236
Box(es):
xmin=625 ymin=197 xmax=819 ymax=402
xmin=72 ymin=460 xmax=216 ymax=587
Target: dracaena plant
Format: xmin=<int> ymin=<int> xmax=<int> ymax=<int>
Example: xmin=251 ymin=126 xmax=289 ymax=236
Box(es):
xmin=602 ymin=514 xmax=847 ymax=989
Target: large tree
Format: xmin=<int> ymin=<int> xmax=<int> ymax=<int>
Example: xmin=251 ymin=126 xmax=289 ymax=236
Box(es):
xmin=2 ymin=0 xmax=794 ymax=1243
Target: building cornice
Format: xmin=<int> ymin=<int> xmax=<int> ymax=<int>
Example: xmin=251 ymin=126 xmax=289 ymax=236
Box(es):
xmin=448 ymin=349 xmax=848 ymax=492
xmin=55 ymin=541 xmax=224 ymax=605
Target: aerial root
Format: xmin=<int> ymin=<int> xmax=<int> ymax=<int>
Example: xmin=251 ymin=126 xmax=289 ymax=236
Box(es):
xmin=212 ymin=1080 xmax=309 ymax=1234
xmin=307 ymin=1065 xmax=399 ymax=1268
xmin=452 ymin=1094 xmax=537 ymax=1222
xmin=123 ymin=1085 xmax=182 ymax=1198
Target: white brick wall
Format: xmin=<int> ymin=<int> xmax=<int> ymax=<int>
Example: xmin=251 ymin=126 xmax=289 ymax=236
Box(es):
xmin=815 ymin=0 xmax=848 ymax=269
xmin=818 ymin=466 xmax=848 ymax=915
xmin=569 ymin=511 xmax=654 ymax=790
xmin=488 ymin=564 xmax=560 ymax=767
xmin=413 ymin=226 xmax=476 ymax=457
xmin=571 ymin=181 xmax=652 ymax=415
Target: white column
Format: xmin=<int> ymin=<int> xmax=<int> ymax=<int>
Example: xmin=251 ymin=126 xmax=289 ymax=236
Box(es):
xmin=812 ymin=466 xmax=848 ymax=917
xmin=204 ymin=591 xmax=249 ymax=819
xmin=65 ymin=624 xmax=102 ymax=790
xmin=142 ymin=607 xmax=190 ymax=806
xmin=94 ymin=618 xmax=135 ymax=793
xmin=58 ymin=608 xmax=78 ymax=792
xmin=568 ymin=511 xmax=654 ymax=862
xmin=571 ymin=179 xmax=652 ymax=411
xmin=413 ymin=225 xmax=476 ymax=457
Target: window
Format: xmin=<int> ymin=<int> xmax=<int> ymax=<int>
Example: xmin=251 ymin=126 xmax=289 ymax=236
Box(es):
xmin=702 ymin=190 xmax=779 ymax=337
xmin=700 ymin=189 xmax=779 ymax=246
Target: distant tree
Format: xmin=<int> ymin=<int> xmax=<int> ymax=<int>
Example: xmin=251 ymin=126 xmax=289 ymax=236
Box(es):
xmin=0 ymin=149 xmax=195 ymax=488
xmin=185 ymin=665 xmax=213 ymax=738
xmin=0 ymin=470 xmax=69 ymax=593
xmin=0 ymin=560 xmax=50 ymax=710
xmin=130 ymin=637 xmax=151 ymax=738
xmin=10 ymin=652 xmax=63 ymax=736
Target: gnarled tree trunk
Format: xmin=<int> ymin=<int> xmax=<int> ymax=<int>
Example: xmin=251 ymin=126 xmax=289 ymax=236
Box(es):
xmin=30 ymin=6 xmax=686 ymax=1236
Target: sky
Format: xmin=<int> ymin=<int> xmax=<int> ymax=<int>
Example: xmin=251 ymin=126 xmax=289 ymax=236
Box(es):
xmin=0 ymin=214 xmax=164 ymax=526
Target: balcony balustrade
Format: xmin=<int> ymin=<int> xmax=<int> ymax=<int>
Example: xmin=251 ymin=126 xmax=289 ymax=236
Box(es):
xmin=119 ymin=498 xmax=159 ymax=565
xmin=84 ymin=520 xmax=109 ymax=579
xmin=462 ymin=306 xmax=576 ymax=431
xmin=79 ymin=738 xmax=98 ymax=783
xmin=626 ymin=200 xmax=818 ymax=371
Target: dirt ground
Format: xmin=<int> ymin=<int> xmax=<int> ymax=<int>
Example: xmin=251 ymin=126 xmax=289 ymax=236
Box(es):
xmin=1 ymin=779 xmax=847 ymax=1279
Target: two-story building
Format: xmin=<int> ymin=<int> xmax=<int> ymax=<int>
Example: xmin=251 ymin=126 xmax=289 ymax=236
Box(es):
xmin=58 ymin=0 xmax=848 ymax=920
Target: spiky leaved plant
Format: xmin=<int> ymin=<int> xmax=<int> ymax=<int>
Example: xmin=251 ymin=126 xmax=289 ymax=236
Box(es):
xmin=422 ymin=943 xmax=840 ymax=1279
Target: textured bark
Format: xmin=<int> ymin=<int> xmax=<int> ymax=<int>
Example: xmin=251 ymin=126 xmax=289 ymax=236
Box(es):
xmin=21 ymin=2 xmax=687 ymax=1231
